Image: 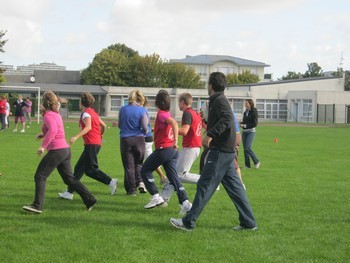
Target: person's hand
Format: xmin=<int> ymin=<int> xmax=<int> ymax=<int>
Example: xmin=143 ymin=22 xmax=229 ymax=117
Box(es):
xmin=112 ymin=121 xmax=118 ymax=127
xmin=202 ymin=136 xmax=212 ymax=148
xmin=36 ymin=133 xmax=44 ymax=140
xmin=70 ymin=136 xmax=78 ymax=144
xmin=37 ymin=146 xmax=45 ymax=156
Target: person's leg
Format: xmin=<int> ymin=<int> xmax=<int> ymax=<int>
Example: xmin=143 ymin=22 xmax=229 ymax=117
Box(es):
xmin=177 ymin=147 xmax=200 ymax=183
xmin=245 ymin=132 xmax=259 ymax=165
xmin=66 ymin=149 xmax=87 ymax=193
xmin=221 ymin=158 xmax=257 ymax=228
xmin=242 ymin=132 xmax=250 ymax=168
xmin=0 ymin=113 xmax=5 ymax=130
xmin=162 ymin=148 xmax=189 ymax=205
xmin=145 ymin=141 xmax=166 ymax=181
xmin=13 ymin=116 xmax=18 ymax=131
xmin=20 ymin=116 xmax=25 ymax=132
xmin=84 ymin=144 xmax=112 ymax=185
xmin=57 ymin=148 xmax=96 ymax=208
xmin=132 ymin=137 xmax=145 ymax=188
xmin=199 ymin=147 xmax=210 ymax=174
xmin=121 ymin=138 xmax=137 ymax=194
xmin=141 ymin=149 xmax=165 ymax=195
xmin=32 ymin=150 xmax=63 ymax=210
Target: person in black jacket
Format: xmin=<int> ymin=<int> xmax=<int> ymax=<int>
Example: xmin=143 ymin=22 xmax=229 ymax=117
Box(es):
xmin=170 ymin=72 xmax=257 ymax=231
xmin=240 ymin=99 xmax=260 ymax=168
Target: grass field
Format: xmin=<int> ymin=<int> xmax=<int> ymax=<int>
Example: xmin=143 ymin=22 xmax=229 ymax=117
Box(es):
xmin=0 ymin=121 xmax=349 ymax=262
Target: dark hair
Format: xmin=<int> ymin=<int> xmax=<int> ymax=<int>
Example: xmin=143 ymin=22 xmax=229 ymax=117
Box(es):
xmin=80 ymin=92 xmax=95 ymax=108
xmin=245 ymin=99 xmax=255 ymax=108
xmin=208 ymin=72 xmax=226 ymax=92
xmin=155 ymin=90 xmax=171 ymax=111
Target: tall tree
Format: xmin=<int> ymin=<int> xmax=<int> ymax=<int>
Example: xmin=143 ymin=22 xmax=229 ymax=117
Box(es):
xmin=0 ymin=30 xmax=8 ymax=83
xmin=281 ymin=71 xmax=303 ymax=80
xmin=164 ymin=63 xmax=202 ymax=89
xmin=303 ymin=62 xmax=323 ymax=78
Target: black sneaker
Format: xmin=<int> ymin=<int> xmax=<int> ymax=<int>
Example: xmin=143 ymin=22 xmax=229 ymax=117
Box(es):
xmin=23 ymin=205 xmax=42 ymax=214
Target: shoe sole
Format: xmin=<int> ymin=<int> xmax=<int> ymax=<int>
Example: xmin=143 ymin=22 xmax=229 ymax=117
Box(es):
xmin=22 ymin=206 xmax=42 ymax=214
xmin=58 ymin=194 xmax=73 ymax=200
xmin=170 ymin=219 xmax=192 ymax=232
xmin=144 ymin=201 xmax=165 ymax=209
xmin=138 ymin=187 xmax=147 ymax=194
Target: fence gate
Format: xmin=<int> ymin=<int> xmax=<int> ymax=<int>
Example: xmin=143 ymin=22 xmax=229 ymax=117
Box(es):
xmin=317 ymin=104 xmax=335 ymax=123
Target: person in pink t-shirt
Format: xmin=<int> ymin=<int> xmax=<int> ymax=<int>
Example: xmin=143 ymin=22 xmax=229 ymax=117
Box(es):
xmin=22 ymin=91 xmax=96 ymax=214
xmin=23 ymin=97 xmax=32 ymax=125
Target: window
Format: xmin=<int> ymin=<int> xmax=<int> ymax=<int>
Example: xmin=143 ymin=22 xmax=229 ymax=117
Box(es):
xmin=256 ymin=99 xmax=287 ymax=120
xmin=302 ymin=99 xmax=313 ymax=118
xmin=232 ymin=99 xmax=244 ymax=115
xmin=110 ymin=96 xmax=123 ymax=111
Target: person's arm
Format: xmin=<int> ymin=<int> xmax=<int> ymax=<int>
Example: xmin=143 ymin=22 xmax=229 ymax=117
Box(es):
xmin=141 ymin=112 xmax=149 ymax=134
xmin=166 ymin=117 xmax=178 ymax=149
xmin=70 ymin=116 xmax=91 ymax=144
xmin=39 ymin=115 xmax=58 ymax=155
xmin=100 ymin=118 xmax=106 ymax=136
xmin=206 ymin=100 xmax=232 ymax=138
xmin=178 ymin=110 xmax=191 ymax=136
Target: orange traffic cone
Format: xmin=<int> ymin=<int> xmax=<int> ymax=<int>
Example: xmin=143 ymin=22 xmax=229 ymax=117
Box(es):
xmin=274 ymin=138 xmax=278 ymax=143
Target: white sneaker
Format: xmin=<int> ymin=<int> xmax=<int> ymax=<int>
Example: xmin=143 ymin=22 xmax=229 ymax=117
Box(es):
xmin=170 ymin=218 xmax=192 ymax=231
xmin=109 ymin=179 xmax=118 ymax=195
xmin=138 ymin=182 xmax=147 ymax=193
xmin=144 ymin=195 xmax=165 ymax=209
xmin=20 ymin=129 xmax=25 ymax=133
xmin=58 ymin=191 xmax=73 ymax=200
xmin=179 ymin=200 xmax=192 ymax=215
xmin=254 ymin=162 xmax=260 ymax=169
xmin=243 ymin=183 xmax=246 ymax=190
xmin=216 ymin=185 xmax=220 ymax=191
xmin=12 ymin=129 xmax=17 ymax=132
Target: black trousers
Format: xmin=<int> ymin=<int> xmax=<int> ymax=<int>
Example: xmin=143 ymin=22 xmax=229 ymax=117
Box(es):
xmin=32 ymin=148 xmax=96 ymax=210
xmin=68 ymin=144 xmax=112 ymax=193
xmin=120 ymin=136 xmax=145 ymax=194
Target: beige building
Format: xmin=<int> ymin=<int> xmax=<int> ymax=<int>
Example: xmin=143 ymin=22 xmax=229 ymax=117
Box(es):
xmin=169 ymin=54 xmax=270 ymax=84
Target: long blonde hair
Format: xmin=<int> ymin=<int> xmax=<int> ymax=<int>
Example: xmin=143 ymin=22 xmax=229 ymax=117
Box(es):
xmin=42 ymin=91 xmax=60 ymax=113
xmin=128 ymin=89 xmax=145 ymax=106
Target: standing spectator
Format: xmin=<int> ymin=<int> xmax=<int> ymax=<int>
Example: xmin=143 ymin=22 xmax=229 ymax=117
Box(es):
xmin=58 ymin=92 xmax=117 ymax=200
xmin=12 ymin=95 xmax=29 ymax=133
xmin=240 ymin=99 xmax=260 ymax=169
xmin=23 ymin=97 xmax=32 ymax=125
xmin=0 ymin=95 xmax=6 ymax=131
xmin=161 ymin=92 xmax=202 ymax=204
xmin=141 ymin=90 xmax=192 ymax=214
xmin=170 ymin=72 xmax=257 ymax=231
xmin=22 ymin=91 xmax=96 ymax=214
xmin=5 ymin=96 xmax=11 ymax=129
xmin=118 ymin=90 xmax=148 ymax=196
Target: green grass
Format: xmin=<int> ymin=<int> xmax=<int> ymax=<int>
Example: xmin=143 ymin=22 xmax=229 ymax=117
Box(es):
xmin=1 ymin=122 xmax=350 ymax=262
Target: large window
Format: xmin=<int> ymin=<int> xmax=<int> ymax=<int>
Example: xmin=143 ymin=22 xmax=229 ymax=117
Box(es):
xmin=256 ymin=99 xmax=288 ymax=121
xmin=110 ymin=96 xmax=127 ymax=111
xmin=302 ymin=99 xmax=313 ymax=121
xmin=232 ymin=99 xmax=244 ymax=115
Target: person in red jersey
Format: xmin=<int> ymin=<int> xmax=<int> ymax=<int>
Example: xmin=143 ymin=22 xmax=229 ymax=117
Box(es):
xmin=141 ymin=90 xmax=192 ymax=214
xmin=161 ymin=93 xmax=203 ymax=205
xmin=58 ymin=92 xmax=117 ymax=200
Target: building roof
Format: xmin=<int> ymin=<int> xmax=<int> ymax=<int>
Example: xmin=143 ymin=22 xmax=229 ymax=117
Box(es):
xmin=0 ymin=82 xmax=107 ymax=95
xmin=170 ymin=55 xmax=270 ymax=67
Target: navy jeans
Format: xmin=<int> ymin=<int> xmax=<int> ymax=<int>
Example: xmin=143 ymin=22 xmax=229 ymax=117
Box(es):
xmin=242 ymin=131 xmax=259 ymax=167
xmin=182 ymin=150 xmax=257 ymax=229
xmin=141 ymin=147 xmax=188 ymax=204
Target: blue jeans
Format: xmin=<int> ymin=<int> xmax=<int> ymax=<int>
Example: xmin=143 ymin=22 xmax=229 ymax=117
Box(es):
xmin=182 ymin=150 xmax=257 ymax=229
xmin=242 ymin=131 xmax=259 ymax=168
xmin=141 ymin=147 xmax=188 ymax=204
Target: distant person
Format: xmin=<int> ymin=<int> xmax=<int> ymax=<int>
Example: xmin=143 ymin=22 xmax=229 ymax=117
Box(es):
xmin=23 ymin=97 xmax=32 ymax=125
xmin=141 ymin=90 xmax=192 ymax=214
xmin=170 ymin=72 xmax=257 ymax=231
xmin=12 ymin=95 xmax=29 ymax=133
xmin=240 ymin=99 xmax=260 ymax=169
xmin=0 ymin=95 xmax=7 ymax=131
xmin=161 ymin=92 xmax=202 ymax=205
xmin=5 ymin=96 xmax=11 ymax=129
xmin=22 ymin=91 xmax=96 ymax=214
xmin=58 ymin=92 xmax=117 ymax=200
xmin=118 ymin=90 xmax=148 ymax=196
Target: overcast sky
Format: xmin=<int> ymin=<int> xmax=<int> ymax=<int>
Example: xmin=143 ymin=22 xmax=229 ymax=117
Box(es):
xmin=1 ymin=0 xmax=349 ymax=79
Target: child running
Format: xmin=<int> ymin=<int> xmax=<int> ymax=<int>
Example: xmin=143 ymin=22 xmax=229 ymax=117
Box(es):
xmin=141 ymin=90 xmax=192 ymax=214
xmin=58 ymin=92 xmax=117 ymax=200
